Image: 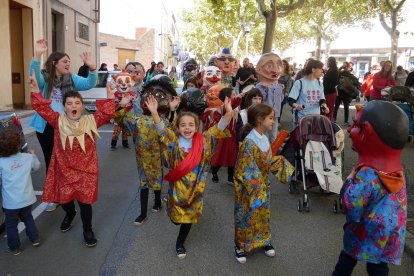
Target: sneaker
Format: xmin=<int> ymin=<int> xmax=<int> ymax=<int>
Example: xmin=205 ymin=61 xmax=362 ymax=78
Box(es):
xmin=45 ymin=202 xmax=58 ymax=212
xmin=32 ymin=240 xmax=41 ymax=247
xmin=235 ymin=247 xmax=246 ymax=263
xmin=83 ymin=231 xmax=97 ymax=247
xmin=133 ymin=215 xmax=147 ymax=226
xmin=176 ymin=244 xmax=186 ymax=260
xmin=60 ymin=211 xmax=76 ymax=232
xmin=152 ymin=204 xmax=162 ymax=213
xmin=8 ymin=248 xmax=21 ymax=256
xmin=110 ymin=145 xmax=117 ymax=151
xmin=227 ymin=181 xmax=234 ymax=186
xmin=264 ymin=244 xmax=275 ymax=257
xmin=212 ymin=174 xmax=219 ymax=183
xmin=122 ymin=141 xmax=130 ymax=148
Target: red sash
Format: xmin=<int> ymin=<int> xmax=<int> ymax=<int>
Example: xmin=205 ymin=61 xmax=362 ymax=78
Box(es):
xmin=163 ymin=132 xmax=204 ymax=183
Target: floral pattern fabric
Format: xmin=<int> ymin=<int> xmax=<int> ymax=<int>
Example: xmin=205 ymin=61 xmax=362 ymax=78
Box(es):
xmin=341 ymin=167 xmax=407 ymax=265
xmin=125 ymin=115 xmax=169 ymax=191
xmin=31 ymin=92 xmax=114 ymax=204
xmin=159 ymin=125 xmax=230 ymax=224
xmin=234 ymin=137 xmax=293 ymax=252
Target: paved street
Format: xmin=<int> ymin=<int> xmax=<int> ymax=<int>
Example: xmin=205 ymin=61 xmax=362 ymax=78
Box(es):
xmin=1 ymin=103 xmax=414 ymax=275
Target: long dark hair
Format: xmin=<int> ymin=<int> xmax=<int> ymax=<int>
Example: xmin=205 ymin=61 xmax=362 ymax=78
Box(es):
xmin=125 ymin=61 xmax=145 ymax=74
xmin=327 ymin=57 xmax=338 ymax=72
xmin=304 ymin=59 xmax=323 ymax=75
xmin=43 ymin=51 xmax=70 ymax=97
xmin=240 ymin=103 xmax=274 ymax=141
xmin=380 ymin=60 xmax=393 ymax=80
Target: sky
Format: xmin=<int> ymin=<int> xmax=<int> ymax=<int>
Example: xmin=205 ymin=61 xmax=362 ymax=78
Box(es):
xmin=99 ymin=0 xmax=194 ymax=39
xmin=99 ymin=0 xmax=414 ymax=51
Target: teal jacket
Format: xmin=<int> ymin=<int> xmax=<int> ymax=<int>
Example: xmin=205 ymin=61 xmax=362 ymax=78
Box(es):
xmin=29 ymin=59 xmax=98 ymax=133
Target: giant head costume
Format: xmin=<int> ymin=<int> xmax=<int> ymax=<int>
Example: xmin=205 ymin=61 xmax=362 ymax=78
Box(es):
xmin=183 ymin=58 xmax=198 ymax=83
xmin=206 ymin=84 xmax=226 ymax=108
xmin=141 ymin=74 xmax=177 ymax=116
xmin=112 ymin=70 xmax=136 ymax=110
xmin=202 ymin=66 xmax=222 ymax=89
xmin=255 ymin=53 xmax=282 ymax=85
xmin=178 ymin=88 xmax=207 ymax=116
xmin=349 ymin=101 xmax=408 ymax=173
xmin=214 ymin=48 xmax=235 ymax=77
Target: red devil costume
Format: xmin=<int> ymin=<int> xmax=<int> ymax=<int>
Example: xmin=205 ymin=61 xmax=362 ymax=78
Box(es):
xmin=333 ymin=101 xmax=409 ymax=275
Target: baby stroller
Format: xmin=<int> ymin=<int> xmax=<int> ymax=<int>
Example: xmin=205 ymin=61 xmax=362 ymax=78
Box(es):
xmin=281 ymin=115 xmax=343 ymax=212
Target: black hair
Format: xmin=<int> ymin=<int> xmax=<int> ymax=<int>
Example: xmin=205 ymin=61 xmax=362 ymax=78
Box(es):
xmin=157 ymin=61 xmax=164 ymax=66
xmin=218 ymin=87 xmax=233 ymax=102
xmin=327 ymin=57 xmax=338 ymax=72
xmin=244 ymin=88 xmax=263 ymax=108
xmin=125 ymin=61 xmax=145 ymax=73
xmin=304 ymin=60 xmax=324 ymax=75
xmin=0 ymin=127 xmax=20 ymax=157
xmin=63 ymin=91 xmax=84 ymax=105
xmin=183 ymin=77 xmax=199 ymax=91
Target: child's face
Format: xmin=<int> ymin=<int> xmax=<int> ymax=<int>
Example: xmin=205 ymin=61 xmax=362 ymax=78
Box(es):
xmin=64 ymin=97 xmax=83 ymax=120
xmin=178 ymin=115 xmax=197 ymax=140
xmin=187 ymin=82 xmax=196 ymax=89
xmin=157 ymin=64 xmax=164 ymax=72
xmin=251 ymin=96 xmax=262 ymax=105
xmin=260 ymin=112 xmax=275 ymax=132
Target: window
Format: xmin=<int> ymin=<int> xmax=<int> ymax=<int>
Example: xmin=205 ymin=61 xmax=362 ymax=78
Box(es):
xmin=78 ymin=22 xmax=89 ymax=41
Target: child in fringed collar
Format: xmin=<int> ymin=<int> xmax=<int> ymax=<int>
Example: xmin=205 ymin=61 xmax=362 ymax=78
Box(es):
xmin=29 ymin=71 xmax=115 ymax=247
xmin=145 ymin=94 xmax=233 ymax=260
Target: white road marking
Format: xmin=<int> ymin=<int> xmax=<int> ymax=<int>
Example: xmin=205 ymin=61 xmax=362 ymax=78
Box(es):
xmin=98 ymin=130 xmax=115 ymax=133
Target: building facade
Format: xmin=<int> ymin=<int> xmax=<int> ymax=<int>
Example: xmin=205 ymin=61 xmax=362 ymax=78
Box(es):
xmin=0 ymin=0 xmax=100 ymax=111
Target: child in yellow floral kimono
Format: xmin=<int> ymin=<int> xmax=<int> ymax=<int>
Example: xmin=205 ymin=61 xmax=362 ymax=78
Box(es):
xmin=146 ymin=94 xmax=233 ymax=260
xmin=122 ymin=75 xmax=178 ymax=225
xmin=234 ymin=103 xmax=294 ymax=264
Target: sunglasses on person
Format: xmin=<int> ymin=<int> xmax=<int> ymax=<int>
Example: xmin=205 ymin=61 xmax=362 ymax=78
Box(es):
xmin=217 ymin=57 xmax=235 ymax=62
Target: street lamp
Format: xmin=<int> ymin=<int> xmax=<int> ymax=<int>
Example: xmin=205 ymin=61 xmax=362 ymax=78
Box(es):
xmin=244 ymin=22 xmax=253 ymax=57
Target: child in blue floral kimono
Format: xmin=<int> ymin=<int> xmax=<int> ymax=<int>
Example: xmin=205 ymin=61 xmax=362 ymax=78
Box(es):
xmin=332 ymin=102 xmax=408 ymax=276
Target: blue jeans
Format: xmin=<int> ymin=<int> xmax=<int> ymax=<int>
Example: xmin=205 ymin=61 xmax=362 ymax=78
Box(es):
xmin=4 ymin=205 xmax=39 ymax=250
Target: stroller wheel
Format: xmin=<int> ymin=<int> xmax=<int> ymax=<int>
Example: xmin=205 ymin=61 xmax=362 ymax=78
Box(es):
xmin=303 ymin=195 xmax=310 ymax=212
xmin=297 ymin=199 xmax=302 ymax=212
xmin=333 ymin=200 xmax=338 ymax=214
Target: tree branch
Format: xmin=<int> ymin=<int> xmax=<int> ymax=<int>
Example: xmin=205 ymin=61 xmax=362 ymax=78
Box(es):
xmin=276 ymin=0 xmax=306 ymax=18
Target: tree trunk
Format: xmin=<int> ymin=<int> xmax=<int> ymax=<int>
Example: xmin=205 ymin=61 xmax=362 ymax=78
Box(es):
xmin=232 ymin=29 xmax=245 ymax=57
xmin=324 ymin=39 xmax=332 ymax=62
xmin=315 ymin=34 xmax=322 ymax=60
xmin=390 ymin=10 xmax=399 ymax=67
xmin=262 ymin=9 xmax=277 ymax=53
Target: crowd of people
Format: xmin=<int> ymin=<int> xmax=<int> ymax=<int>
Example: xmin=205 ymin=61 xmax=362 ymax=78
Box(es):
xmin=0 ymin=38 xmax=411 ymax=275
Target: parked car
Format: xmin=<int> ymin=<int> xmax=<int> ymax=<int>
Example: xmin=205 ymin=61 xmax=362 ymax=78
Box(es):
xmin=82 ymin=71 xmax=117 ymax=113
xmin=0 ymin=112 xmax=27 ymax=233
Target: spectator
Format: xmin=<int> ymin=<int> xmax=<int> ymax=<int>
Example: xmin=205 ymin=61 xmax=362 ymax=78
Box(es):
xmin=145 ymin=63 xmax=157 ymax=83
xmin=278 ymin=59 xmax=293 ymax=124
xmin=78 ymin=63 xmax=89 ymax=78
xmin=235 ymin=58 xmax=257 ymax=94
xmin=157 ymin=61 xmax=166 ymax=75
xmin=323 ymin=57 xmax=339 ymax=121
xmin=98 ymin=63 xmax=108 ymax=71
xmin=214 ymin=48 xmax=236 ymax=87
xmin=405 ymin=70 xmax=414 ymax=88
xmin=294 ymin=59 xmax=313 ymax=81
xmin=113 ymin=64 xmax=121 ymax=71
xmin=394 ymin=65 xmax=408 ymax=86
xmin=371 ymin=60 xmax=396 ymax=100
xmin=361 ymin=64 xmax=381 ymax=102
xmin=333 ymin=62 xmax=360 ymax=127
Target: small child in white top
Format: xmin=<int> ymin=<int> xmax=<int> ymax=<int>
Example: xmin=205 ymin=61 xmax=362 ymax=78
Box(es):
xmin=0 ymin=128 xmax=40 ymax=255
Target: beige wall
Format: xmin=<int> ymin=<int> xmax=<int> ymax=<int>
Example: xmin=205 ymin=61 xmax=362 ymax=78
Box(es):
xmin=99 ymin=28 xmax=156 ymax=72
xmin=10 ymin=9 xmax=25 ymax=108
xmin=45 ymin=0 xmax=99 ymax=72
xmin=0 ymin=1 xmax=13 ymax=111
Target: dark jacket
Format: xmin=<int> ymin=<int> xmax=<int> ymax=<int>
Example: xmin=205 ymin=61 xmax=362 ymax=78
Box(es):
xmin=337 ymin=71 xmax=360 ymax=101
xmin=323 ymin=69 xmax=339 ymax=95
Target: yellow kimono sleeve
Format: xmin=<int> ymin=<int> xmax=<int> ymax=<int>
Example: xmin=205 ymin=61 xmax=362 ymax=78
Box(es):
xmin=158 ymin=127 xmax=179 ymax=150
xmin=270 ymin=155 xmax=294 ymax=184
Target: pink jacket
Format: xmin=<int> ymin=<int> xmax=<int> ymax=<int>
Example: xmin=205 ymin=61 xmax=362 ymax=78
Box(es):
xmin=371 ymin=72 xmax=396 ymax=100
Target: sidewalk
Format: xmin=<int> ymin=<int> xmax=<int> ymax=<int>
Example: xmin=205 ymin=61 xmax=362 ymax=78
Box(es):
xmin=15 ymin=109 xmax=36 ymax=137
